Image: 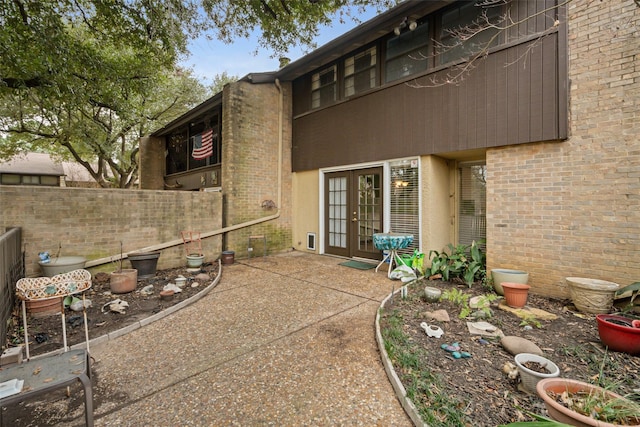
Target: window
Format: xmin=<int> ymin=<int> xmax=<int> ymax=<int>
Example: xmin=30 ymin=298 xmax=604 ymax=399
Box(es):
xmin=311 ymin=65 xmax=337 ymax=109
xmin=165 ymin=110 xmax=221 ymax=176
xmin=344 ymin=47 xmax=377 ymax=97
xmin=0 ymin=174 xmax=59 ymax=186
xmin=389 ymin=159 xmax=420 ymax=254
xmin=385 ymin=21 xmax=430 ymax=83
xmin=458 ymin=162 xmax=486 ymax=249
xmin=439 ymin=1 xmax=502 ymax=65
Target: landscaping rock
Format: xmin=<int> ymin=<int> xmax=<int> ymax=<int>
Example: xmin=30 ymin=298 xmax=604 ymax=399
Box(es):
xmin=500 ymin=336 xmax=543 ymax=356
xmin=423 ymin=309 xmax=450 ymax=322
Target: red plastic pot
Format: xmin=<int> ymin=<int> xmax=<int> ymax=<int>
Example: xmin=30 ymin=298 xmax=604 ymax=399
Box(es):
xmin=596 ymin=314 xmax=640 ymax=355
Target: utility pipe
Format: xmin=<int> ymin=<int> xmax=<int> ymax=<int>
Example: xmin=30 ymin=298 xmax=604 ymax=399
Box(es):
xmin=86 ymin=79 xmax=285 ymax=269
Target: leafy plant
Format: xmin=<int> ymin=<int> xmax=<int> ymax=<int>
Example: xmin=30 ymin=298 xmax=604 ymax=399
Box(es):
xmin=428 ymin=240 xmax=486 ymax=287
xmin=519 ymin=313 xmax=542 ymax=329
xmin=615 ymin=282 xmax=640 ymax=314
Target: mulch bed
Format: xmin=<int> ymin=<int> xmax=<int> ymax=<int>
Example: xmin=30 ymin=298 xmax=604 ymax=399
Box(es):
xmin=6 ymin=262 xmax=219 ymax=358
xmin=379 ymin=278 xmax=640 ymax=426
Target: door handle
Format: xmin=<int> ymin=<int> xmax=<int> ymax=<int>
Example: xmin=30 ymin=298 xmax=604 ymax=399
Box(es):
xmin=352 ymin=211 xmax=357 ymax=222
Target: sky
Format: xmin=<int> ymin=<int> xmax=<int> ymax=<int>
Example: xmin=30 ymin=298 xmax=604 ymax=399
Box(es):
xmin=181 ymin=6 xmax=380 ymax=84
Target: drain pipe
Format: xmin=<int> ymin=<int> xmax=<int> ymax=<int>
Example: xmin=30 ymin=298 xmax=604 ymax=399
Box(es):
xmin=86 ymin=79 xmax=284 ymax=269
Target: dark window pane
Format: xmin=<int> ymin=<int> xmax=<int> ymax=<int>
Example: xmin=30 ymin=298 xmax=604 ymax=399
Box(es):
xmin=439 ymin=1 xmax=502 ymax=65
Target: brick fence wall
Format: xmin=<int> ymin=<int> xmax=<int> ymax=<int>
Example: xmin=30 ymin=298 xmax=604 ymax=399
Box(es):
xmin=487 ymin=0 xmax=640 ymax=298
xmin=0 ymin=185 xmax=223 ymax=277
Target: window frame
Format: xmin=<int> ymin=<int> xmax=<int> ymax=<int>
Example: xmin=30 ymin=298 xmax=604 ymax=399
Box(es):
xmin=344 ymin=46 xmax=378 ymax=98
xmin=311 ymin=64 xmax=338 ymax=109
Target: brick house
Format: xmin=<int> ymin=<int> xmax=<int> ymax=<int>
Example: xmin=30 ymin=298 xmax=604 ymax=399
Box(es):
xmin=141 ymin=0 xmax=640 ymax=298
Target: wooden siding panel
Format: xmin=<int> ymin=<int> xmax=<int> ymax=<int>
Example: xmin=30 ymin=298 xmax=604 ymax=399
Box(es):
xmin=542 ymin=34 xmax=559 ymax=140
xmin=292 ymin=37 xmax=563 ymax=172
xmin=517 ymin=43 xmax=532 ymax=143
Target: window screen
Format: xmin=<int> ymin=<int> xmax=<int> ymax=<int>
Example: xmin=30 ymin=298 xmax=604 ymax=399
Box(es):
xmin=389 ymin=159 xmax=420 ymax=255
xmin=458 ymin=162 xmax=486 ymax=249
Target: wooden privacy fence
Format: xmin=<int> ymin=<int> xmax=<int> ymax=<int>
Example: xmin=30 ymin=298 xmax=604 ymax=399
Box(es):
xmin=0 ymin=227 xmax=24 ymax=352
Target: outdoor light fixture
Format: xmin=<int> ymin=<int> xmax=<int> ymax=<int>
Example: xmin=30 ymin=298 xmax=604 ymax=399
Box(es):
xmin=393 ymin=17 xmax=417 ymax=36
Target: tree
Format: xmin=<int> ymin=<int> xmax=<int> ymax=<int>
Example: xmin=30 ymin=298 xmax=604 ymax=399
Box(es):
xmin=209 ymin=72 xmax=239 ymax=95
xmin=0 ymin=1 xmax=395 ymax=187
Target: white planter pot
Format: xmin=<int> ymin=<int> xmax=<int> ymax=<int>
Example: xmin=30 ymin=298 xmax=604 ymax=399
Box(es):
xmin=514 ymin=353 xmax=560 ymax=394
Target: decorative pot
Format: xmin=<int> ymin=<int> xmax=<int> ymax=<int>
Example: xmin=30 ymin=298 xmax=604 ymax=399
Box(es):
xmin=566 ymin=277 xmax=620 ymax=314
xmin=536 ymin=378 xmax=640 ymax=427
xmin=514 ymin=353 xmax=560 ymax=394
xmin=596 ymin=314 xmax=640 ymax=355
xmin=128 ymin=251 xmax=161 ymax=280
xmin=26 ymin=297 xmax=63 ymax=318
xmin=186 ymin=254 xmax=205 ymax=268
xmin=501 ymin=282 xmax=530 ymax=308
xmin=38 ymin=256 xmax=86 ymax=277
xmin=110 ymin=269 xmax=137 ymax=294
xmin=221 ymin=251 xmax=235 ymax=265
xmin=424 ymin=286 xmax=442 ymax=302
xmin=491 ymin=269 xmax=528 ymax=296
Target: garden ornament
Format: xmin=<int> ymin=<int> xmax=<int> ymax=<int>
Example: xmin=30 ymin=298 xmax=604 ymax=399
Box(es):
xmin=420 ymin=322 xmax=444 ymax=338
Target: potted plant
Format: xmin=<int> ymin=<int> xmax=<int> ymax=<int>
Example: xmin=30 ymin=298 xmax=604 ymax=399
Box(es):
xmin=110 ymin=243 xmax=137 ymax=293
xmin=595 ymin=314 xmax=640 ymax=355
xmin=536 ymin=378 xmax=640 ymax=427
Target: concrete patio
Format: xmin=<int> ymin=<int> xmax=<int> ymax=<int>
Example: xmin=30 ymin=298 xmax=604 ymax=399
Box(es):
xmin=28 ymin=252 xmax=412 ymax=426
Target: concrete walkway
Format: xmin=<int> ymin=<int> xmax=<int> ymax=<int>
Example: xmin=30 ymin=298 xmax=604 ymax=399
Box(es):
xmin=81 ymin=252 xmax=411 ymax=426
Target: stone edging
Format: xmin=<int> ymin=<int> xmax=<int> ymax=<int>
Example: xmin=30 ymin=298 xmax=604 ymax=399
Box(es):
xmin=375 ymin=288 xmax=428 ymax=427
xmin=30 ymin=259 xmax=223 ymax=361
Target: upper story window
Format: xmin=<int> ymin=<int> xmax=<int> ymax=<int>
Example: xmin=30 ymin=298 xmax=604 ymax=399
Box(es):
xmin=311 ymin=65 xmax=337 ymax=109
xmin=166 ymin=109 xmax=221 ymax=175
xmin=438 ymin=1 xmax=503 ymax=65
xmin=385 ymin=20 xmax=430 ymax=83
xmin=344 ymin=47 xmax=377 ymax=97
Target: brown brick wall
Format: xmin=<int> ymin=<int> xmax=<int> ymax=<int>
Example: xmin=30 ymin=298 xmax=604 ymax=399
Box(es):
xmin=0 ymin=186 xmax=223 ymax=277
xmin=220 ymin=80 xmax=293 ymax=257
xmin=487 ymin=0 xmax=640 ymax=298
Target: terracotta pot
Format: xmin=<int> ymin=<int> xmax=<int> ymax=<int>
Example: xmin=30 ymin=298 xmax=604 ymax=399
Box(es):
xmin=566 ymin=277 xmax=619 ymax=314
xmin=514 ymin=353 xmax=560 ymax=394
xmin=491 ymin=269 xmax=528 ymax=296
xmin=536 ymin=378 xmax=640 ymax=427
xmin=501 ymin=282 xmax=530 ymax=308
xmin=596 ymin=314 xmax=640 ymax=355
xmin=110 ymin=269 xmax=137 ymax=294
xmin=26 ymin=297 xmax=63 ymax=318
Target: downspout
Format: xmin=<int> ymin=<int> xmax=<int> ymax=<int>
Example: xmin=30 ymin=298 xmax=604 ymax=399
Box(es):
xmin=86 ymin=79 xmax=284 ymax=268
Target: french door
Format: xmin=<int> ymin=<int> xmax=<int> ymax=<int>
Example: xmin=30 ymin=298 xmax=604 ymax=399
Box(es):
xmin=325 ymin=167 xmax=383 ymax=259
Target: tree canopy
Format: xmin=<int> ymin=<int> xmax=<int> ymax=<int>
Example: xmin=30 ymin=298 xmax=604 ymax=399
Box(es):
xmin=0 ymin=0 xmax=394 ymax=187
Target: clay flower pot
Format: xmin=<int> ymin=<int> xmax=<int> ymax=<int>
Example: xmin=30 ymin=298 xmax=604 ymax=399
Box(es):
xmin=110 ymin=269 xmax=137 ymax=294
xmin=501 ymin=282 xmax=530 ymax=308
xmin=596 ymin=314 xmax=640 ymax=355
xmin=491 ymin=269 xmax=529 ymax=296
xmin=536 ymin=378 xmax=640 ymax=427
